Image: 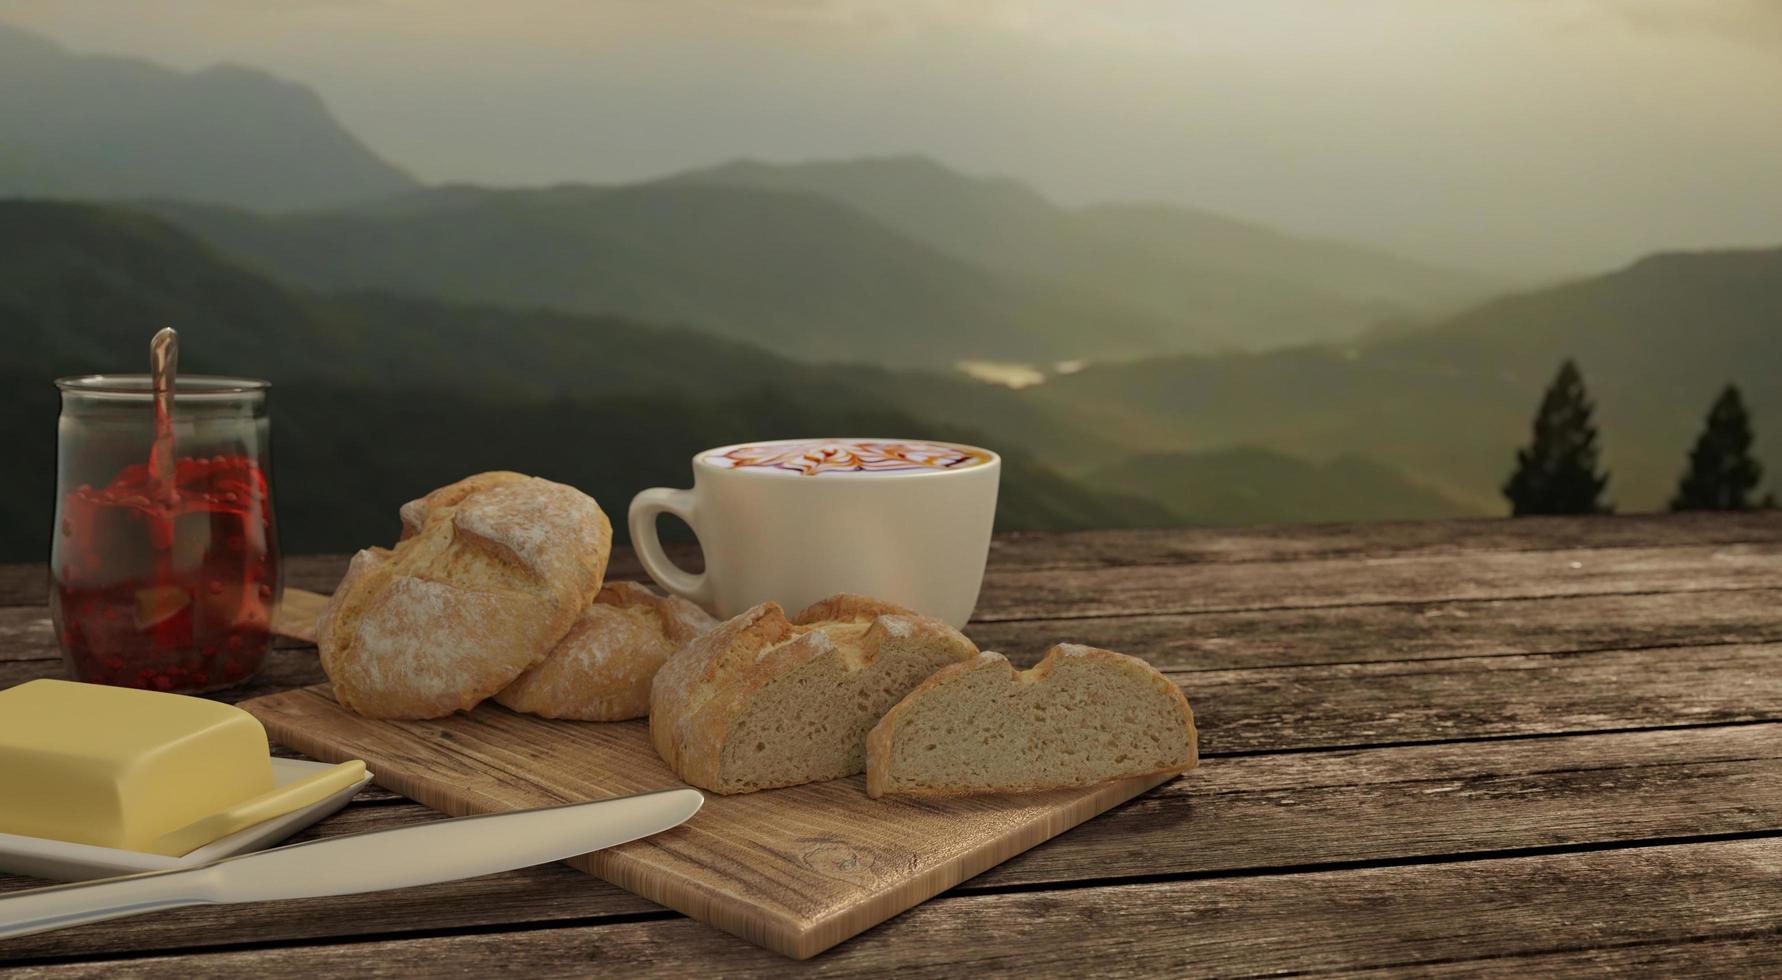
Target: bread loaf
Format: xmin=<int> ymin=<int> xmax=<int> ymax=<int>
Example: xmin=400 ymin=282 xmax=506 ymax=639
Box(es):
xmin=317 ymin=472 xmax=611 ymax=719
xmin=649 ymin=594 xmax=978 ymax=795
xmin=865 ymin=645 xmax=1196 ymax=797
xmin=495 ymin=581 xmax=716 ymax=721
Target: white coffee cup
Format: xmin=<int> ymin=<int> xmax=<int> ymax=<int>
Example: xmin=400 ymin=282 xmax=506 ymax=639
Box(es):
xmin=628 ymin=438 xmax=1001 ymax=627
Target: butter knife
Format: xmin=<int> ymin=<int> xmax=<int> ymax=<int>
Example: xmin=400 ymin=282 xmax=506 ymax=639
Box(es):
xmin=0 ymin=787 xmax=702 ymax=940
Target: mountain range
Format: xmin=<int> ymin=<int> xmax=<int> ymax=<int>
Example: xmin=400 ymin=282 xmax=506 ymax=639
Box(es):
xmin=0 ymin=200 xmax=1482 ymax=559
xmin=1032 ymin=247 xmax=1782 ymax=510
xmin=1 ymin=21 xmax=1773 ymax=548
xmin=0 ymin=200 xmax=1183 ymax=559
xmin=138 ymin=157 xmax=1494 ymax=368
xmin=1 ymin=22 xmax=1497 ymax=367
xmin=138 ymin=184 xmax=1172 ymax=368
xmin=1088 ymin=449 xmax=1472 ymax=525
xmin=0 ymin=24 xmax=416 ymax=210
xmin=666 ymin=156 xmax=1493 ymax=351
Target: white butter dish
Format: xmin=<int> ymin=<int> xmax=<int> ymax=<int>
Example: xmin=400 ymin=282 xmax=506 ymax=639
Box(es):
xmin=0 ymin=758 xmax=373 ymax=882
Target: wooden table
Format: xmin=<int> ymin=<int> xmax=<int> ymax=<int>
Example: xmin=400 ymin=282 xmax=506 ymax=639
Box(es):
xmin=3 ymin=513 xmax=1780 ymax=976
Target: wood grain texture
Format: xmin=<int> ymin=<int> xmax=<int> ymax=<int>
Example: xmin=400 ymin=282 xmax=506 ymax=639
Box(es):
xmin=5 ymin=725 xmax=1776 ymax=963
xmin=268 ymin=538 xmax=1782 ymax=628
xmin=258 ymin=586 xmax=1782 ymax=672
xmin=0 ymin=606 xmax=54 ymax=663
xmin=0 ymin=564 xmax=46 ymax=608
xmin=1185 ymin=642 xmax=1782 ymax=753
xmin=968 ymin=587 xmax=1782 ymax=669
xmin=1322 ymin=937 xmax=1782 ymax=979
xmin=972 ymin=542 xmax=1782 ymax=621
xmin=0 ymin=646 xmax=330 ymax=706
xmin=6 ymin=640 xmax=1780 ymax=760
xmin=238 ymin=685 xmax=1176 ymax=959
xmin=6 ymin=514 xmax=1782 ymax=974
xmin=985 ymin=511 xmax=1782 ymax=570
xmin=270 ymin=589 xmax=328 ymax=646
xmin=12 ymin=838 xmax=1778 ymax=977
xmin=12 ymin=510 xmax=1778 ymax=607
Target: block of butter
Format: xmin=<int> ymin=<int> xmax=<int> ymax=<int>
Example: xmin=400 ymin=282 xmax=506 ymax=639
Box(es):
xmin=0 ymin=679 xmax=364 ymax=856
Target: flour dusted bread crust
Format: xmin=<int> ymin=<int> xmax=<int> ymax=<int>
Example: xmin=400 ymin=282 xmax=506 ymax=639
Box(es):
xmin=865 ymin=645 xmax=1196 ymax=798
xmin=650 ymin=594 xmax=979 ymax=795
xmin=317 ymin=472 xmax=612 ymax=719
xmin=495 ymin=581 xmax=716 ymax=721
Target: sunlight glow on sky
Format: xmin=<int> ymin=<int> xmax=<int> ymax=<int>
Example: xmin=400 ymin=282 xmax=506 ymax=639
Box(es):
xmin=3 ymin=0 xmax=1780 ymax=275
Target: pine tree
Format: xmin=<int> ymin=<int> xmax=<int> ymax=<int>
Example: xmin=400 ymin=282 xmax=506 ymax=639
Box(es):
xmin=1671 ymin=385 xmax=1765 ymax=511
xmin=1503 ymin=359 xmax=1611 ymax=515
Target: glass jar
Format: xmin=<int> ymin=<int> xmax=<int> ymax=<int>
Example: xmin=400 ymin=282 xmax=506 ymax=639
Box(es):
xmin=50 ymin=375 xmax=282 ymax=693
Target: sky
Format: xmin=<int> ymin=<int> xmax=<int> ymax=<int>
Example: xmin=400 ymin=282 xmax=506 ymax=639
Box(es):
xmin=3 ymin=0 xmax=1780 ymax=277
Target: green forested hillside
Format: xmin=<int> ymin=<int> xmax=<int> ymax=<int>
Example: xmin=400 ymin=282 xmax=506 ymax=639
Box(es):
xmin=667 ymin=156 xmax=1492 ymax=350
xmin=0 ymin=25 xmax=415 ymax=210
xmin=141 ymin=183 xmax=1173 ymax=368
xmin=0 ymin=201 xmax=1172 ymax=559
xmin=1089 ymin=448 xmax=1477 ymax=525
xmin=1033 ymin=248 xmax=1782 ymax=510
xmin=137 ymin=155 xmax=1496 ymax=369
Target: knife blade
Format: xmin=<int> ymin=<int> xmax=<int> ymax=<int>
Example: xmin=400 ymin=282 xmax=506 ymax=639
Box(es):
xmin=0 ymin=786 xmax=702 ymax=940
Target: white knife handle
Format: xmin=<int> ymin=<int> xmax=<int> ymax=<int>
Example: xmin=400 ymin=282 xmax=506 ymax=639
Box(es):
xmin=0 ymin=866 xmax=218 ymax=940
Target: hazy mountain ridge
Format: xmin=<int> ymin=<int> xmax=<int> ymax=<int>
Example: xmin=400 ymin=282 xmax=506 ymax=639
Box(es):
xmin=1090 ymin=448 xmax=1478 ymax=525
xmin=139 ymin=182 xmax=1176 ymax=368
xmin=0 ymin=24 xmax=417 ymax=210
xmin=1034 ymin=246 xmax=1782 ymax=511
xmin=0 ymin=22 xmax=1500 ymax=365
xmin=7 ymin=23 xmax=1759 ymax=530
xmin=0 ymin=200 xmax=1177 ymax=558
xmin=667 ymin=155 xmax=1495 ymax=350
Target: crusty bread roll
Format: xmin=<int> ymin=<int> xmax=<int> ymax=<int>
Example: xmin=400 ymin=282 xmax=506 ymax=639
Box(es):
xmin=317 ymin=472 xmax=611 ymax=719
xmin=650 ymin=594 xmax=979 ymax=795
xmin=495 ymin=581 xmax=716 ymax=721
xmin=865 ymin=645 xmax=1197 ymax=798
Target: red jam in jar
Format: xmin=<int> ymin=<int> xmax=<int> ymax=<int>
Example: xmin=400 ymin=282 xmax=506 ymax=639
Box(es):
xmin=51 ymin=369 xmax=281 ymax=693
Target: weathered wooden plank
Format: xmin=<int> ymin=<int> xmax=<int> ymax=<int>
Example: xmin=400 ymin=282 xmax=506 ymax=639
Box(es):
xmin=17 ymin=581 xmax=1778 ymax=683
xmin=244 ymin=584 xmax=1782 ymax=670
xmin=973 ymin=542 xmax=1782 ymax=621
xmin=1186 ymin=642 xmax=1782 ymax=753
xmin=1 ymin=606 xmax=324 ymax=664
xmin=1323 ymin=936 xmax=1782 ymax=978
xmin=0 ymin=565 xmax=46 ymax=608
xmin=275 ymin=556 xmax=353 ymax=597
xmin=990 ymin=723 xmax=1782 ymax=885
xmin=9 ymin=511 xmax=1779 ymax=608
xmin=0 ymin=543 xmax=703 ymax=607
xmin=17 ymin=541 xmax=1780 ymax=648
xmin=4 ymin=642 xmax=1780 ymax=757
xmin=989 ymin=510 xmax=1782 ymax=570
xmin=3 ymin=726 xmax=1776 ymax=964
xmin=0 ymin=606 xmax=53 ymax=663
xmin=10 ymin=838 xmax=1777 ymax=977
xmin=968 ymin=587 xmax=1782 ymax=670
xmin=0 ymin=647 xmax=327 ymax=705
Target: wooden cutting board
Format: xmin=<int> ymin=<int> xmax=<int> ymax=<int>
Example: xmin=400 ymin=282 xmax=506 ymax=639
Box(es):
xmin=247 ymin=590 xmax=1178 ymax=959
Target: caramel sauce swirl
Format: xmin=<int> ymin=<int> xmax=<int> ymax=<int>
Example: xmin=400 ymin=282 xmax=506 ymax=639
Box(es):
xmin=704 ymin=440 xmax=993 ymax=476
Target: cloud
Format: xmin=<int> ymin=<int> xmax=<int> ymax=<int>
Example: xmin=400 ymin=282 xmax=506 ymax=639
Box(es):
xmin=1545 ymin=0 xmax=1782 ymax=44
xmin=1 ymin=0 xmax=1778 ymax=275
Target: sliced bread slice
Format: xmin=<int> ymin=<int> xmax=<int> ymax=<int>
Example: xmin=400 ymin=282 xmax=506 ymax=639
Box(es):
xmin=649 ymin=594 xmax=979 ymax=795
xmin=865 ymin=645 xmax=1197 ymax=798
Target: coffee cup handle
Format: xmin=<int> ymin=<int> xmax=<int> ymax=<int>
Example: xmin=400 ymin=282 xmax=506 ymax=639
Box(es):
xmin=627 ymin=488 xmax=713 ymax=610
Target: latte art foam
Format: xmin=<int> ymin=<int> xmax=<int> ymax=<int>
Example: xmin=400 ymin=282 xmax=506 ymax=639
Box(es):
xmin=704 ymin=440 xmax=993 ymax=476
